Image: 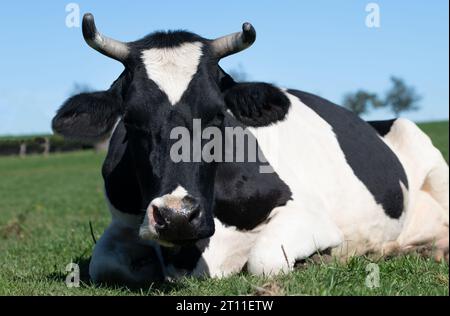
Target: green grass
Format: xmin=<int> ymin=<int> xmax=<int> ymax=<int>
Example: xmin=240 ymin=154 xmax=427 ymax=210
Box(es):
xmin=0 ymin=122 xmax=448 ymax=296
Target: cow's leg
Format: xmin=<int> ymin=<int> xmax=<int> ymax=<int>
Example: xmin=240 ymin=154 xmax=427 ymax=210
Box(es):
xmin=89 ymin=221 xmax=164 ymax=287
xmin=247 ymin=201 xmax=343 ymax=276
xmin=381 ymin=119 xmax=449 ymax=262
xmin=393 ymin=190 xmax=449 ymax=262
xmin=421 ymin=155 xmax=449 ymax=221
xmin=383 ymin=118 xmax=448 ymax=219
xmin=413 ymin=151 xmax=449 ymax=262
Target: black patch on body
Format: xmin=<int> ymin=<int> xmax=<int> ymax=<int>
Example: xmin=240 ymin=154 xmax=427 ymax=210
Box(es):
xmin=368 ymin=119 xmax=397 ymax=136
xmin=213 ymin=114 xmax=292 ymax=230
xmin=213 ymin=162 xmax=291 ymax=230
xmin=287 ymin=90 xmax=408 ymax=219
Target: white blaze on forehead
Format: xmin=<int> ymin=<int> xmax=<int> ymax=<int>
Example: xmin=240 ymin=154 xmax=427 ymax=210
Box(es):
xmin=141 ymin=42 xmax=203 ymax=105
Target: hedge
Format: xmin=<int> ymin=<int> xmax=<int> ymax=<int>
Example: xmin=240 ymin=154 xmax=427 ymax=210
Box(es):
xmin=0 ymin=135 xmax=93 ymax=156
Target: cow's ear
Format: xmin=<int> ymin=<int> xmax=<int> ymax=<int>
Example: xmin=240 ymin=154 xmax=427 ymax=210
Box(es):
xmin=52 ymin=91 xmax=122 ymax=142
xmin=223 ymin=82 xmax=291 ymax=127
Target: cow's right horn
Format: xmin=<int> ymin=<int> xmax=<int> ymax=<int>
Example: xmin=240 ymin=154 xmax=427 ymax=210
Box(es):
xmin=82 ymin=13 xmax=130 ymax=63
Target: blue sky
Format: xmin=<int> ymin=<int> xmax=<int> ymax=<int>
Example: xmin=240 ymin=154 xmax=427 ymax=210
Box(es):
xmin=0 ymin=0 xmax=448 ymax=135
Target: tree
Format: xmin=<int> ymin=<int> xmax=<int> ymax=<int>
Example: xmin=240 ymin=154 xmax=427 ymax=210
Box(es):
xmin=384 ymin=76 xmax=421 ymax=116
xmin=342 ymin=90 xmax=382 ymax=116
xmin=342 ymin=76 xmax=421 ymax=117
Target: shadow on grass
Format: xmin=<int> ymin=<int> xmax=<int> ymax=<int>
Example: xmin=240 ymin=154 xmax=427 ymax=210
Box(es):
xmin=45 ymin=248 xmax=338 ymax=295
xmin=46 ymin=254 xmax=189 ymax=295
xmin=46 ymin=255 xmax=91 ymax=285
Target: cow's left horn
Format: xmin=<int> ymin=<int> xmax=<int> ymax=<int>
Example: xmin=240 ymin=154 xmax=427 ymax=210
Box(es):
xmin=82 ymin=13 xmax=130 ymax=63
xmin=210 ymin=22 xmax=256 ymax=59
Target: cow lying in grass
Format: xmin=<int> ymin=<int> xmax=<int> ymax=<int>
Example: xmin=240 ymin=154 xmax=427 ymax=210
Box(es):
xmin=53 ymin=13 xmax=449 ymax=287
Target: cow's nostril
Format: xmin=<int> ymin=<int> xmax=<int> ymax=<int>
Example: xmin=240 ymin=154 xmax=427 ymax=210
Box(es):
xmin=152 ymin=205 xmax=166 ymax=227
xmin=188 ymin=205 xmax=201 ymax=222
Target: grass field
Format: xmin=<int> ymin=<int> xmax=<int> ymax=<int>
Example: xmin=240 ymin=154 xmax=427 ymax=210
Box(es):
xmin=0 ymin=121 xmax=448 ymax=296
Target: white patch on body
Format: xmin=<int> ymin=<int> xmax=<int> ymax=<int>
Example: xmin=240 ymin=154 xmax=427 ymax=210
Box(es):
xmin=396 ymin=190 xmax=448 ymax=249
xmin=191 ymin=219 xmax=260 ymax=278
xmin=249 ymin=91 xmax=405 ymax=257
xmin=247 ymin=201 xmax=343 ymax=275
xmin=181 ymin=200 xmax=342 ymax=278
xmin=380 ymin=118 xmax=449 ymax=258
xmin=141 ymin=42 xmax=203 ymax=105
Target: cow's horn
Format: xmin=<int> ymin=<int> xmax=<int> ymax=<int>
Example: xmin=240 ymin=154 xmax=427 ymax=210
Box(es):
xmin=82 ymin=13 xmax=130 ymax=63
xmin=210 ymin=22 xmax=256 ymax=59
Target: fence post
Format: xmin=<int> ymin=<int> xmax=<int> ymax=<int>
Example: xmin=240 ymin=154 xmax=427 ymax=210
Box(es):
xmin=19 ymin=142 xmax=27 ymax=158
xmin=43 ymin=137 xmax=50 ymax=157
xmin=94 ymin=139 xmax=109 ymax=153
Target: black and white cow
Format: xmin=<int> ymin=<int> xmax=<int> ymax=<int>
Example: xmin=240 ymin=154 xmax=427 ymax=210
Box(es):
xmin=53 ymin=13 xmax=449 ymax=287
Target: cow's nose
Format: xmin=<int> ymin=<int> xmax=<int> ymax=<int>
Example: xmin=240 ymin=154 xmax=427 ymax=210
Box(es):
xmin=150 ymin=195 xmax=201 ymax=227
xmin=140 ymin=194 xmax=208 ymax=245
xmin=147 ymin=196 xmax=202 ymax=244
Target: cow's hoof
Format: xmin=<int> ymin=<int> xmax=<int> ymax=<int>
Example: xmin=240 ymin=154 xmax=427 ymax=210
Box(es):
xmin=432 ymin=236 xmax=449 ymax=263
xmin=381 ymin=241 xmax=402 ymax=257
xmin=247 ymin=251 xmax=292 ymax=276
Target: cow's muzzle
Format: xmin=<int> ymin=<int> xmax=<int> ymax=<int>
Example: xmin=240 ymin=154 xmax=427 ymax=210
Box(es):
xmin=139 ymin=194 xmax=206 ymax=246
